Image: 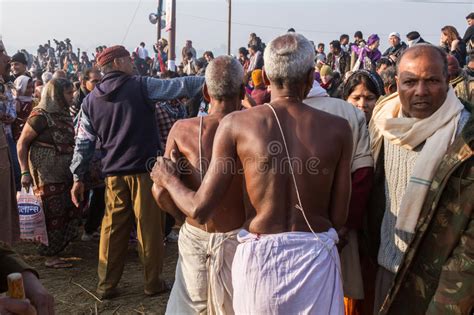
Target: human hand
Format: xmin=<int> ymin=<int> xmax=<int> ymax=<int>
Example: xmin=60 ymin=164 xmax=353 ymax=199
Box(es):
xmin=70 ymin=181 xmax=85 ymax=208
xmin=0 ymin=296 xmax=37 ymax=315
xmin=150 ymin=152 xmax=179 ymax=188
xmin=21 ymin=174 xmax=33 ymax=193
xmin=22 ymin=271 xmax=54 ymax=315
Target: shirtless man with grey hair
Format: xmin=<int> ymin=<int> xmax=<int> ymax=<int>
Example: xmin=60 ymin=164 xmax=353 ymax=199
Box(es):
xmin=152 ymin=55 xmax=246 ymax=315
xmin=152 ymin=33 xmax=352 ymax=314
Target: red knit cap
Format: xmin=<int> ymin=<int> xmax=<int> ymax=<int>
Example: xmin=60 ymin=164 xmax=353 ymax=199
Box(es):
xmin=97 ymin=45 xmax=130 ymax=67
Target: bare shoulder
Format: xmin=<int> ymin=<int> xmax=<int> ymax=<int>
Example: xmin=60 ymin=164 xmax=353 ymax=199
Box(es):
xmin=168 ymin=117 xmax=200 ymax=142
xmin=218 ymin=107 xmax=262 ymax=128
xmin=223 ymin=104 xmax=274 ymax=126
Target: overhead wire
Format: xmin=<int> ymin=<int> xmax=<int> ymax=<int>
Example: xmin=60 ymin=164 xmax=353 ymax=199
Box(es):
xmin=121 ymin=0 xmax=143 ymax=44
xmin=177 ymin=12 xmax=443 ymax=38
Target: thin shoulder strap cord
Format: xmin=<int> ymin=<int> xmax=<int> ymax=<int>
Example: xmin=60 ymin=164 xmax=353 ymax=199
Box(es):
xmin=199 ymin=116 xmax=204 ymax=183
xmin=198 ymin=116 xmax=208 ymax=232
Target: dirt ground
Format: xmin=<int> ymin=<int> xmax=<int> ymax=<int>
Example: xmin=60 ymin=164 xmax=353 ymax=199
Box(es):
xmin=13 ymin=237 xmax=179 ymax=315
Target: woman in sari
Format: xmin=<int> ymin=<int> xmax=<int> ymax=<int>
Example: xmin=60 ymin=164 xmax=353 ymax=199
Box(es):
xmin=17 ymin=78 xmax=80 ymax=268
xmin=351 ymin=34 xmax=382 ymax=72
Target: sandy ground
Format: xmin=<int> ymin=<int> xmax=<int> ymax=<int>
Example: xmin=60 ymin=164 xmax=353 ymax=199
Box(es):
xmin=13 ymin=237 xmax=178 ymax=315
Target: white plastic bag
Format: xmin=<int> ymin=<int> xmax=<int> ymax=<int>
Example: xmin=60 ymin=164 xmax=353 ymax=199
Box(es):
xmin=17 ymin=188 xmax=48 ymax=246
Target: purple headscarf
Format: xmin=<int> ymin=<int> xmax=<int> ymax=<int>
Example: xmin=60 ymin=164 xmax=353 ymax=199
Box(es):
xmin=367 ymin=34 xmax=380 ymax=46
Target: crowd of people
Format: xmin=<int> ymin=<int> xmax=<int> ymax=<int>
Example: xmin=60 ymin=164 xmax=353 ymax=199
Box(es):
xmin=0 ymin=11 xmax=473 ymax=315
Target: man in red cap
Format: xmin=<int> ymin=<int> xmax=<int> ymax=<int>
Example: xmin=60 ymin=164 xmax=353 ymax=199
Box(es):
xmin=70 ymin=45 xmax=204 ymax=299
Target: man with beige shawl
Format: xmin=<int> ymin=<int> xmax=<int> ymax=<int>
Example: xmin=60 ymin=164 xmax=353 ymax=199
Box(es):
xmin=368 ymin=44 xmax=471 ymax=314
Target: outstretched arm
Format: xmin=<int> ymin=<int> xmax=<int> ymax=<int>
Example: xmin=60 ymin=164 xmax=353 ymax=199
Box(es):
xmin=152 ymin=114 xmax=238 ymax=225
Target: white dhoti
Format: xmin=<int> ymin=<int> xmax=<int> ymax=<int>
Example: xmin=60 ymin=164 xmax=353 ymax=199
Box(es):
xmin=232 ymin=228 xmax=344 ymax=315
xmin=165 ymin=222 xmax=239 ymax=315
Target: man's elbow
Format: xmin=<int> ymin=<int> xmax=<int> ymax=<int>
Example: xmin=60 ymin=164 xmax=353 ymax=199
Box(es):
xmin=190 ymin=205 xmax=209 ymax=225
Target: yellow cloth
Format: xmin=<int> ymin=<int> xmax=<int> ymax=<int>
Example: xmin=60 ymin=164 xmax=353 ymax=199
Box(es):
xmin=251 ymin=69 xmax=263 ymax=87
xmin=369 ymin=87 xmax=463 ymax=233
xmin=320 ymin=64 xmax=333 ymax=77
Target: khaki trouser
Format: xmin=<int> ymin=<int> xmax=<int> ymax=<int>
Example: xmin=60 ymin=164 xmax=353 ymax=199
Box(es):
xmin=97 ymin=173 xmax=165 ymax=295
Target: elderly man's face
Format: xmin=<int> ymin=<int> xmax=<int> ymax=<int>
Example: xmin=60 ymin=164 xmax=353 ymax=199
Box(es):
xmin=389 ymin=36 xmax=400 ymax=47
xmin=397 ymin=50 xmax=449 ymax=119
xmin=11 ymin=61 xmax=26 ymax=76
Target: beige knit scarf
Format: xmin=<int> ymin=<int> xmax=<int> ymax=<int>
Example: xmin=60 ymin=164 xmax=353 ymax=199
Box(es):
xmin=369 ymin=87 xmax=463 ymax=233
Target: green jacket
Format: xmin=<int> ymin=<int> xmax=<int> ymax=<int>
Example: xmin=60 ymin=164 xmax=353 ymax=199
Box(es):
xmin=372 ymin=110 xmax=474 ymax=314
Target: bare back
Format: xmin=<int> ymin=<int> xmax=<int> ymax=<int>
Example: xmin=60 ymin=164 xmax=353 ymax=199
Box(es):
xmin=229 ymin=100 xmax=352 ymax=234
xmin=167 ymin=115 xmax=246 ymax=232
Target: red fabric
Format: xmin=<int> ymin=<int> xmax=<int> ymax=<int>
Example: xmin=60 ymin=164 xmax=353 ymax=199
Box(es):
xmin=345 ymin=167 xmax=374 ymax=230
xmin=97 ymin=45 xmax=130 ymax=67
xmin=157 ymin=52 xmax=166 ymax=73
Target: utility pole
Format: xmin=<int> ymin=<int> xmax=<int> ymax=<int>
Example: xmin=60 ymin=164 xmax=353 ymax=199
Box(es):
xmin=168 ymin=0 xmax=176 ymax=71
xmin=227 ymin=0 xmax=232 ymax=55
xmin=157 ymin=0 xmax=163 ymax=42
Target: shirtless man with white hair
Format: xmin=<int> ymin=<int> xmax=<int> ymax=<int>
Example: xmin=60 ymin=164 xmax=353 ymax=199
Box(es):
xmin=152 ymin=33 xmax=353 ymax=314
xmin=152 ymin=55 xmax=246 ymax=314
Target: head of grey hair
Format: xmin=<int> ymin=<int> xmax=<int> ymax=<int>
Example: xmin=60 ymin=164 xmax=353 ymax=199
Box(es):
xmin=205 ymin=55 xmax=244 ymax=100
xmin=264 ymin=33 xmax=315 ymax=88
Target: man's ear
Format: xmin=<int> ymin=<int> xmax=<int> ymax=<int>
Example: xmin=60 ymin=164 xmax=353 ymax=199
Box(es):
xmin=203 ymin=84 xmax=210 ymax=103
xmin=262 ymin=68 xmax=270 ymax=86
xmin=113 ymin=58 xmax=121 ymax=69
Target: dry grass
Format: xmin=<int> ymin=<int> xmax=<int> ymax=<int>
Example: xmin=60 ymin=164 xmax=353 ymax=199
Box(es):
xmin=14 ymin=237 xmax=178 ymax=315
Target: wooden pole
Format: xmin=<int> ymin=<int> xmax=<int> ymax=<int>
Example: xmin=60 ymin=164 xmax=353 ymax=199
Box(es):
xmin=157 ymin=0 xmax=163 ymax=42
xmin=168 ymin=0 xmax=176 ymax=70
xmin=227 ymin=0 xmax=232 ymax=55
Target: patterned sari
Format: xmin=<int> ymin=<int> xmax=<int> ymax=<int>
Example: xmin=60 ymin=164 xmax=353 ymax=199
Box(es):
xmin=28 ymin=80 xmax=80 ymax=256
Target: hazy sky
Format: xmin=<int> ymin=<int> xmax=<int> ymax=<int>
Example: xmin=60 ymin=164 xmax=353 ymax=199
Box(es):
xmin=1 ymin=0 xmax=473 ymax=62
